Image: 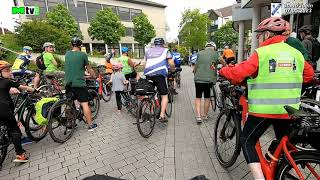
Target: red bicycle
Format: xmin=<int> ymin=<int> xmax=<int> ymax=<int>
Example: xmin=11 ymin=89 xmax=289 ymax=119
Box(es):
xmin=96 ymin=65 xmax=112 ymax=102
xmin=214 ymin=79 xmax=320 ymax=179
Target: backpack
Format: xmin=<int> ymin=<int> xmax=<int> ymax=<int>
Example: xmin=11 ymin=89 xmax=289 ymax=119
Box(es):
xmin=311 ymin=38 xmax=320 ymax=63
xmin=135 ymin=78 xmax=155 ymax=95
xmin=36 ymin=53 xmax=46 ymax=70
xmin=35 ymin=97 xmax=59 ymax=125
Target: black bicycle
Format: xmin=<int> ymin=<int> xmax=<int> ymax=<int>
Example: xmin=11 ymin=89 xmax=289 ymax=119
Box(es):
xmin=47 ymin=88 xmax=100 ymax=143
xmin=136 ymin=80 xmax=173 ymax=138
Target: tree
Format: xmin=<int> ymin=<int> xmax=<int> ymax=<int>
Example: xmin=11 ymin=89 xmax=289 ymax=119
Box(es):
xmin=46 ymin=4 xmax=82 ymax=38
xmin=179 ymin=9 xmax=211 ymax=50
xmin=213 ymin=21 xmax=238 ymax=49
xmin=88 ymin=8 xmax=125 ymax=45
xmin=15 ymin=20 xmax=70 ymax=53
xmin=132 ymin=13 xmax=156 ymax=46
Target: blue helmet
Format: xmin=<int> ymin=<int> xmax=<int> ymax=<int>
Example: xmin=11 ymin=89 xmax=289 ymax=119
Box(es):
xmin=154 ymin=38 xmax=165 ymax=46
xmin=23 ymin=46 xmax=33 ymax=51
xmin=121 ymin=47 xmax=129 ymax=53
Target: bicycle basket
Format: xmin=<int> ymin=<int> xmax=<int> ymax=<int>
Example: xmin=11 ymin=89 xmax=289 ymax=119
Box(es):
xmin=135 ymin=78 xmax=155 ymax=95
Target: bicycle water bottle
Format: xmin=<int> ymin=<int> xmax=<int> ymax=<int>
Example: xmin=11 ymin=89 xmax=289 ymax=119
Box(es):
xmin=95 ymin=81 xmax=99 ymax=88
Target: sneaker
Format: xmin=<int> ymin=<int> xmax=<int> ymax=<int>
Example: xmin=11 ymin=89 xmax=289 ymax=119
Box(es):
xmin=88 ymin=123 xmax=98 ymax=132
xmin=196 ymin=117 xmax=202 ymax=124
xmin=21 ymin=137 xmax=32 ymax=146
xmin=159 ymin=116 xmax=168 ymax=123
xmin=13 ymin=153 xmax=29 ymax=163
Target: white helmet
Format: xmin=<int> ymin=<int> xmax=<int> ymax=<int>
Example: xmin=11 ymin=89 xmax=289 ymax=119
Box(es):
xmin=43 ymin=42 xmax=55 ymax=48
xmin=224 ymin=45 xmax=229 ymax=49
xmin=206 ymin=42 xmax=216 ymax=48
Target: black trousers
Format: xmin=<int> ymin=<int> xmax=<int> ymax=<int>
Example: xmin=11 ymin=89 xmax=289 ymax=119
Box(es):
xmin=115 ymin=91 xmax=124 ymax=110
xmin=0 ymin=114 xmax=25 ymax=155
xmin=240 ymin=115 xmax=290 ymax=163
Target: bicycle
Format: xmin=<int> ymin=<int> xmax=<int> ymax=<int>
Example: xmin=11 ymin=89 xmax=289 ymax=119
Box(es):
xmin=13 ymin=91 xmax=48 ymax=142
xmin=209 ymin=77 xmax=230 ymax=112
xmin=175 ymin=67 xmax=182 ymax=88
xmin=96 ymin=65 xmax=112 ymax=102
xmin=86 ymin=79 xmax=101 ymax=120
xmin=136 ymin=79 xmax=173 ymax=138
xmin=214 ymin=82 xmax=320 ymax=177
xmin=37 ymin=71 xmax=63 ymax=98
xmin=47 ymin=87 xmax=100 ymax=143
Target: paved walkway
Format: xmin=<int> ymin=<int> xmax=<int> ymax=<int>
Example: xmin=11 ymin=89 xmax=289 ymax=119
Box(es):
xmin=0 ymin=66 xmax=274 ymax=180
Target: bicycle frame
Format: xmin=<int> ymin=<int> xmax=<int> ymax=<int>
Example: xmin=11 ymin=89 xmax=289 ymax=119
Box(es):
xmin=240 ymin=95 xmax=319 ymax=180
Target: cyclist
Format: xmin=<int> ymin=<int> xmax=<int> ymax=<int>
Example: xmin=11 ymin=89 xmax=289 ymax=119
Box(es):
xmin=12 ymin=46 xmax=40 ymax=88
xmin=42 ymin=42 xmax=64 ymax=78
xmin=194 ymin=42 xmax=222 ymax=123
xmin=190 ymin=50 xmax=197 ymax=71
xmin=105 ymin=49 xmax=115 ymax=75
xmin=171 ymin=47 xmax=182 ymax=95
xmin=0 ymin=60 xmax=36 ymax=163
xmin=299 ymin=25 xmax=320 ymax=69
xmin=219 ymin=17 xmax=314 ymax=180
xmin=221 ymin=45 xmax=236 ymax=65
xmin=64 ymin=37 xmax=97 ymax=131
xmin=144 ymin=38 xmax=175 ymax=122
xmin=118 ymin=47 xmax=137 ymax=80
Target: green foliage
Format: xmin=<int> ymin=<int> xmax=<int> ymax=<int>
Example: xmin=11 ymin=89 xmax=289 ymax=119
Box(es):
xmin=88 ymin=8 xmax=125 ymax=45
xmin=177 ymin=45 xmax=188 ymax=58
xmin=213 ymin=21 xmax=238 ymax=49
xmin=0 ymin=34 xmax=22 ymax=61
xmin=46 ymin=4 xmax=82 ymax=38
xmin=179 ymin=9 xmax=211 ymax=50
xmin=132 ymin=13 xmax=156 ymax=46
xmin=15 ymin=20 xmax=70 ymax=53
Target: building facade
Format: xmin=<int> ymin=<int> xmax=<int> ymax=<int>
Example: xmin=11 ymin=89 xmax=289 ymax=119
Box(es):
xmin=16 ymin=0 xmax=167 ymax=58
xmin=207 ymin=6 xmax=233 ymax=42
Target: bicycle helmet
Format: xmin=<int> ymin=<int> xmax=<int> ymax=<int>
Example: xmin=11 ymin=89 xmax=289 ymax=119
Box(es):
xmin=121 ymin=47 xmax=129 ymax=53
xmin=71 ymin=37 xmax=83 ymax=47
xmin=43 ymin=42 xmax=55 ymax=48
xmin=299 ymin=25 xmax=312 ymax=33
xmin=23 ymin=46 xmax=33 ymax=51
xmin=154 ymin=38 xmax=165 ymax=46
xmin=206 ymin=42 xmax=216 ymax=48
xmin=172 ymin=47 xmax=177 ymax=52
xmin=0 ymin=61 xmax=12 ymax=71
xmin=255 ymin=17 xmax=288 ymax=32
xmin=113 ymin=63 xmax=122 ymax=70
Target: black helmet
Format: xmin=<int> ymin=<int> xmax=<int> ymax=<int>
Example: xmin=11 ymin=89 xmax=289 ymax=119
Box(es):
xmin=154 ymin=38 xmax=165 ymax=46
xmin=299 ymin=25 xmax=312 ymax=33
xmin=71 ymin=37 xmax=83 ymax=47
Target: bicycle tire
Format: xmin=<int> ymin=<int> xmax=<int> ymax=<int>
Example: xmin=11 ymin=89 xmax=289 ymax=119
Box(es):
xmin=176 ymin=73 xmax=181 ymax=88
xmin=25 ymin=107 xmax=48 ymax=142
xmin=88 ymin=89 xmax=100 ymax=119
xmin=210 ymin=85 xmax=217 ymax=112
xmin=37 ymin=84 xmax=59 ymax=97
xmin=101 ymin=83 xmax=112 ymax=102
xmin=214 ymin=110 xmax=241 ymax=168
xmin=47 ymin=99 xmax=76 ymax=143
xmin=276 ymin=151 xmax=320 ymax=179
xmin=136 ymin=98 xmax=156 ymax=138
xmin=166 ymin=90 xmax=173 ymax=117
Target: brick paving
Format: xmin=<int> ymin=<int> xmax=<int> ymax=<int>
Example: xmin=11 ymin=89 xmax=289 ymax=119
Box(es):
xmin=0 ymin=66 xmax=274 ymax=180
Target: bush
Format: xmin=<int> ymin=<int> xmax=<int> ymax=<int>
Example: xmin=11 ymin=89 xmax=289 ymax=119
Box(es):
xmin=0 ymin=34 xmax=22 ymax=62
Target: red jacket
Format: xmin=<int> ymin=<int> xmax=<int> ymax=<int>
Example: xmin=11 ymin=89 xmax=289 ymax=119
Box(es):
xmin=219 ymin=35 xmax=314 ymax=119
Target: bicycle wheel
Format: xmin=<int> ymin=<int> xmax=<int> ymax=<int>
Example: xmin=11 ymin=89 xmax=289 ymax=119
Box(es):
xmin=37 ymin=84 xmax=58 ymax=97
xmin=136 ymin=98 xmax=156 ymax=138
xmin=166 ymin=90 xmax=173 ymax=117
xmin=25 ymin=107 xmax=48 ymax=142
xmin=47 ymin=99 xmax=76 ymax=143
xmin=214 ymin=110 xmax=241 ymax=168
xmin=276 ymin=151 xmax=320 ymax=179
xmin=176 ymin=73 xmax=181 ymax=88
xmin=210 ymin=86 xmax=217 ymax=112
xmin=88 ymin=89 xmax=100 ymax=119
xmin=101 ymin=83 xmax=112 ymax=102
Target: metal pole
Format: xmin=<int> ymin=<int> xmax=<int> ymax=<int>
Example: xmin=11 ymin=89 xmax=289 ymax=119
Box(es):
xmin=251 ymin=5 xmax=261 ymax=54
xmin=238 ymin=21 xmax=245 ymax=62
xmin=0 ymin=46 xmax=19 ymax=55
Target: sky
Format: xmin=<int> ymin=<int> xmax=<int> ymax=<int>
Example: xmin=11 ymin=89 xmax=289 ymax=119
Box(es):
xmin=0 ymin=0 xmax=236 ymax=41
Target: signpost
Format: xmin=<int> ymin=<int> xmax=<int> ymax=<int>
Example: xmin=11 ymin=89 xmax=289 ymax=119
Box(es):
xmin=271 ymin=3 xmax=282 ymax=17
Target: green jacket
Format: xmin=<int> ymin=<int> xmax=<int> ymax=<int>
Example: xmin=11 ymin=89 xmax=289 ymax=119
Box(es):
xmin=194 ymin=48 xmax=219 ymax=83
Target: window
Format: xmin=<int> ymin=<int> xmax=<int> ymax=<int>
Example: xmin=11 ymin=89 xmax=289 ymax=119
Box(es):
xmin=86 ymin=2 xmax=102 ymax=22
xmin=102 ymin=5 xmax=117 ymax=15
xmin=92 ymin=43 xmax=106 ymax=54
xmin=67 ymin=0 xmax=86 ymax=22
xmin=125 ymin=28 xmax=133 ymax=37
xmin=135 ymin=44 xmax=145 ymax=58
xmin=24 ymin=0 xmax=47 ymax=18
xmin=118 ymin=7 xmax=130 ymax=21
xmin=47 ymin=0 xmax=66 ymax=11
xmin=131 ymin=9 xmax=142 ymax=19
xmin=110 ymin=44 xmax=120 ymax=57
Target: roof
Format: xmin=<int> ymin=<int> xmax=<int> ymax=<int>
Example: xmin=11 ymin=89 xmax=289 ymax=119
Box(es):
xmin=207 ymin=9 xmax=221 ymax=20
xmin=215 ymin=5 xmax=233 ymax=17
xmin=117 ymin=0 xmax=166 ymax=8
